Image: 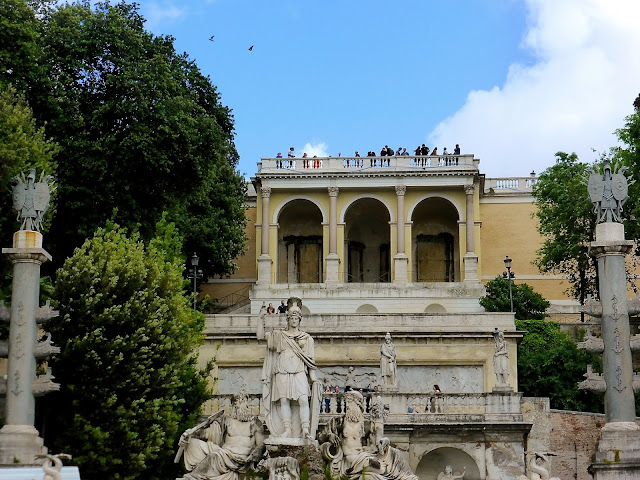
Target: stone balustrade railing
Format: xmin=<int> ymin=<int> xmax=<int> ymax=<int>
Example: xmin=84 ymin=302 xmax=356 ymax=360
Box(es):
xmin=258 ymin=154 xmax=478 ymax=172
xmin=208 ymin=390 xmax=521 ymax=423
xmin=484 ymin=177 xmax=537 ymax=192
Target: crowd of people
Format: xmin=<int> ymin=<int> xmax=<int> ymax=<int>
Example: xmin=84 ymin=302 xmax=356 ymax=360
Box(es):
xmin=321 ymin=384 xmax=379 ymax=414
xmin=273 ymin=144 xmax=462 ymax=169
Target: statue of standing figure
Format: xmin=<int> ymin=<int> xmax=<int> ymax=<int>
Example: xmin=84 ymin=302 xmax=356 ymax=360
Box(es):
xmin=380 ymin=333 xmax=397 ymax=387
xmin=493 ymin=329 xmax=510 ymax=387
xmin=12 ymin=168 xmax=54 ymax=232
xmin=257 ymin=297 xmax=321 ymax=441
xmin=588 ymin=158 xmax=629 ymax=224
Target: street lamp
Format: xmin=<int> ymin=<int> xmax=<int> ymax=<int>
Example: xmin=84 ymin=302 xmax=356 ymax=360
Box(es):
xmin=188 ymin=252 xmax=203 ymax=310
xmin=502 ymin=256 xmax=515 ymax=313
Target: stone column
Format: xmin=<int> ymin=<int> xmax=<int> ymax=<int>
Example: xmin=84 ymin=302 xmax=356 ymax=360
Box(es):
xmin=463 ymin=184 xmax=479 ymax=282
xmin=0 ymin=231 xmax=52 ymax=465
xmin=325 ymin=186 xmax=340 ymax=283
xmin=393 ymin=185 xmax=408 ymax=284
xmin=257 ymin=186 xmax=273 ymax=285
xmin=589 ymin=222 xmax=640 ymax=479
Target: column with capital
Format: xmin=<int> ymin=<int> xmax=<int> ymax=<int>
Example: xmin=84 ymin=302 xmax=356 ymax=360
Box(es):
xmin=585 ymin=159 xmax=640 ymax=479
xmin=257 ymin=186 xmax=273 ymax=285
xmin=462 ymin=184 xmax=479 ymax=282
xmin=393 ymin=185 xmax=408 ymax=284
xmin=325 ymin=186 xmax=340 ymax=283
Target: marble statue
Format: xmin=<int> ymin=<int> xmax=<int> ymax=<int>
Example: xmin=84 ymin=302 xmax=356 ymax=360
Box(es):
xmin=319 ymin=390 xmax=418 ymax=480
xmin=257 ymin=296 xmax=321 ymax=441
xmin=380 ymin=333 xmax=397 ymax=387
xmin=12 ymin=168 xmax=54 ymax=232
xmin=35 ymin=453 xmax=72 ymax=480
xmin=176 ymin=392 xmax=265 ymax=480
xmin=492 ymin=329 xmax=510 ymax=386
xmin=524 ymin=452 xmax=560 ymax=480
xmin=257 ymin=456 xmax=300 ymax=480
xmin=437 ymin=465 xmax=465 ymax=480
xmin=588 ymin=159 xmax=629 ymax=224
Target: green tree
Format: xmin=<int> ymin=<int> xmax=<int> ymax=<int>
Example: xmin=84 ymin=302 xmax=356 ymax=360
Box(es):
xmin=47 ymin=223 xmax=210 ymax=480
xmin=531 ymin=152 xmax=598 ymax=304
xmin=11 ymin=0 xmax=246 ymax=278
xmin=615 ymin=93 xmax=640 ymax=241
xmin=0 ymin=83 xmax=57 ymax=299
xmin=516 ymin=319 xmax=603 ymax=412
xmin=480 ymin=276 xmax=550 ymax=320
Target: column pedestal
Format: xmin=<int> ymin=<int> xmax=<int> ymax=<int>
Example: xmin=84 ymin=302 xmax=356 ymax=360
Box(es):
xmin=325 ymin=254 xmax=340 ymax=284
xmin=463 ymin=253 xmax=479 ymax=282
xmin=0 ymin=425 xmax=45 ymax=465
xmin=590 ymin=422 xmax=640 ymax=480
xmin=393 ymin=254 xmax=408 ymax=285
xmin=257 ymin=255 xmax=273 ymax=286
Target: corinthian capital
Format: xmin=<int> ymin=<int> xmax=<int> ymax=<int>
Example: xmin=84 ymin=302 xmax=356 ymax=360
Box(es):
xmin=464 ymin=185 xmax=475 ymax=195
xmin=395 ymin=185 xmax=406 ymax=196
xmin=260 ymin=186 xmax=272 ymax=198
xmin=328 ymin=186 xmax=339 ymax=197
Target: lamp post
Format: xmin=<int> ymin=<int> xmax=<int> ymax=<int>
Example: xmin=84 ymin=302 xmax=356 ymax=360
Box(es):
xmin=188 ymin=252 xmax=203 ymax=310
xmin=502 ymin=256 xmax=515 ymax=313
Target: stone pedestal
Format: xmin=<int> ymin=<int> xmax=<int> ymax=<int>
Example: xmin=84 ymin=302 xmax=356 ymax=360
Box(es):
xmin=0 ymin=466 xmax=80 ymax=479
xmin=463 ymin=253 xmax=479 ymax=282
xmin=590 ymin=422 xmax=640 ymax=480
xmin=325 ymin=254 xmax=340 ymax=284
xmin=393 ymin=254 xmax=408 ymax=284
xmin=256 ymin=254 xmax=273 ymax=286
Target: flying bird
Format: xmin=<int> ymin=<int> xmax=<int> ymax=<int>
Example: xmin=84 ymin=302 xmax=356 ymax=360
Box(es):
xmin=248 ymin=45 xmax=254 ymax=51
xmin=209 ymin=35 xmax=215 ymax=42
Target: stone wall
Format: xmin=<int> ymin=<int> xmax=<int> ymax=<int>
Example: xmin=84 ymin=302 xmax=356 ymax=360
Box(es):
xmin=522 ymin=397 xmax=640 ymax=480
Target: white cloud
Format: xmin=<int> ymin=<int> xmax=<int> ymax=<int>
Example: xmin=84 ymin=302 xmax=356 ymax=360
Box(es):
xmin=428 ymin=0 xmax=640 ymax=177
xmin=301 ymin=142 xmax=329 ymax=157
xmin=144 ymin=1 xmax=187 ymax=31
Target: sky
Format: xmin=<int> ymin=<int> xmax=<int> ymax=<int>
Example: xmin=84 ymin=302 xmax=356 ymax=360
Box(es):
xmin=135 ymin=0 xmax=640 ymax=179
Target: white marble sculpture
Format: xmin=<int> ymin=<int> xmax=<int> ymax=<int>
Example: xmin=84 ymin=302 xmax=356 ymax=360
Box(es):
xmin=517 ymin=452 xmax=560 ymax=480
xmin=492 ymin=329 xmax=510 ymax=387
xmin=176 ymin=393 xmax=265 ymax=480
xmin=257 ymin=297 xmax=321 ymax=442
xmin=319 ymin=390 xmax=418 ymax=480
xmin=257 ymin=456 xmax=300 ymax=480
xmin=380 ymin=333 xmax=397 ymax=387
xmin=35 ymin=453 xmax=72 ymax=480
xmin=437 ymin=465 xmax=465 ymax=480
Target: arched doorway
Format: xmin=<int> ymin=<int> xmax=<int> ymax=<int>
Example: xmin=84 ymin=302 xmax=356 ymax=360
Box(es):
xmin=344 ymin=198 xmax=391 ymax=283
xmin=411 ymin=198 xmax=460 ymax=282
xmin=417 ymin=447 xmax=481 ymax=480
xmin=277 ymin=199 xmax=323 ymax=283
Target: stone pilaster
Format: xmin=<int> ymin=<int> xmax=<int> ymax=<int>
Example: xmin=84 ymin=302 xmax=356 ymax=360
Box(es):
xmin=463 ymin=184 xmax=479 ymax=282
xmin=257 ymin=186 xmax=273 ymax=286
xmin=393 ymin=185 xmax=408 ymax=284
xmin=325 ymin=186 xmax=340 ymax=284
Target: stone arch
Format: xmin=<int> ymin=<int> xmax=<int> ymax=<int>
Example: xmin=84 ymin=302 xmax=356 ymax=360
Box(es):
xmin=410 ymin=196 xmax=461 ymax=283
xmin=344 ymin=198 xmax=391 ymax=283
xmin=356 ymin=304 xmax=378 ymax=313
xmin=424 ymin=303 xmax=447 ymax=313
xmin=276 ymin=199 xmax=324 ymax=283
xmin=273 ymin=195 xmax=327 ymax=224
xmin=417 ymin=447 xmax=481 ymax=480
xmin=407 ymin=193 xmax=464 ymax=223
xmin=339 ymin=194 xmax=395 ymax=223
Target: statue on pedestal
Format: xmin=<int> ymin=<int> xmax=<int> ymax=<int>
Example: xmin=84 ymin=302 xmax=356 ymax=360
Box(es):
xmin=176 ymin=393 xmax=265 ymax=480
xmin=492 ymin=329 xmax=510 ymax=387
xmin=380 ymin=333 xmax=397 ymax=387
xmin=319 ymin=390 xmax=418 ymax=480
xmin=257 ymin=297 xmax=321 ymax=442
